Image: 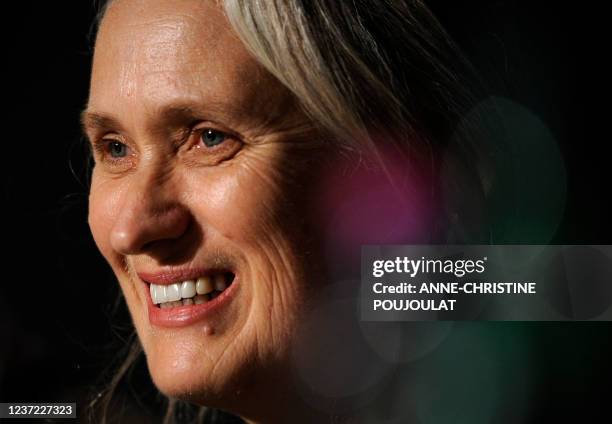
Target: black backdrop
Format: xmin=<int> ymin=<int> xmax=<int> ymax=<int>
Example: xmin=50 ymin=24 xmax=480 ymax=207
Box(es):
xmin=1 ymin=1 xmax=611 ymax=422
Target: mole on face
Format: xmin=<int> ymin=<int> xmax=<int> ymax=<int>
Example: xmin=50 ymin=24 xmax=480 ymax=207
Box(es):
xmin=203 ymin=325 xmax=215 ymax=336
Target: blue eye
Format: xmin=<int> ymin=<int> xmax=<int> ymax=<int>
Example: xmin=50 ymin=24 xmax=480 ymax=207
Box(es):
xmin=201 ymin=129 xmax=227 ymax=147
xmin=109 ymin=141 xmax=128 ymax=158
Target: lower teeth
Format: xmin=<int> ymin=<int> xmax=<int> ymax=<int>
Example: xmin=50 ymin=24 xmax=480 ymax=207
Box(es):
xmin=158 ymin=290 xmax=225 ymax=309
xmin=194 ymin=294 xmax=208 ymax=305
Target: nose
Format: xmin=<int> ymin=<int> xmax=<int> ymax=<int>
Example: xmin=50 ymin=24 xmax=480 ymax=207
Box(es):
xmin=109 ymin=173 xmax=191 ymax=256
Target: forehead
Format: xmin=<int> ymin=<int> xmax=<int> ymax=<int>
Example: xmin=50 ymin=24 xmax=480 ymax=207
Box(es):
xmin=89 ymin=0 xmax=269 ymax=116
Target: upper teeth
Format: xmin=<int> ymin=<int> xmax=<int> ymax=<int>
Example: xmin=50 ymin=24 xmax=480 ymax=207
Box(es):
xmin=150 ymin=275 xmax=228 ymax=305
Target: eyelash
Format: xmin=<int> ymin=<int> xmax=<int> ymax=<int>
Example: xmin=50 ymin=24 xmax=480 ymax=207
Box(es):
xmin=92 ymin=138 xmax=129 ymax=161
xmin=90 ymin=126 xmax=242 ymax=167
xmin=192 ymin=127 xmax=232 ymax=149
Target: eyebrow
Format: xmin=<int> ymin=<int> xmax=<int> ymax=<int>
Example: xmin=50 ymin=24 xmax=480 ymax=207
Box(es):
xmin=80 ymin=100 xmax=243 ymax=140
xmin=80 ymin=110 xmax=123 ymax=137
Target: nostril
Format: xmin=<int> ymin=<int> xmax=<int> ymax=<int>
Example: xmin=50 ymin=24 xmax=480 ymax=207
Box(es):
xmin=140 ymin=239 xmax=158 ymax=252
xmin=110 ymin=203 xmax=193 ymax=255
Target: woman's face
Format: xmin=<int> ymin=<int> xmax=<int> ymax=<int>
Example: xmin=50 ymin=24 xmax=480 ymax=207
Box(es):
xmin=86 ymin=0 xmax=328 ymax=408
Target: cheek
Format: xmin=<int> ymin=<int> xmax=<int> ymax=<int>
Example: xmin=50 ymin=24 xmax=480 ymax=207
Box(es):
xmin=183 ymin=155 xmax=286 ymax=243
xmin=184 ymin=151 xmax=316 ymax=314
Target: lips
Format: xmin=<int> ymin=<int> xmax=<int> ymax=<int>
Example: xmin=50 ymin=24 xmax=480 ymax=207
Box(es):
xmin=138 ymin=269 xmax=238 ymax=328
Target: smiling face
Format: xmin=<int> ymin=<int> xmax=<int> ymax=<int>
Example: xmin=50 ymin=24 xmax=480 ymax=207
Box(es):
xmin=86 ymin=0 xmax=330 ymax=413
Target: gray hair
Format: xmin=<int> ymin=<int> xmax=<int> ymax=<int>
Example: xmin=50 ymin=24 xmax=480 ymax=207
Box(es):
xmin=223 ymin=0 xmax=473 ymax=146
xmin=223 ymin=0 xmax=491 ymax=241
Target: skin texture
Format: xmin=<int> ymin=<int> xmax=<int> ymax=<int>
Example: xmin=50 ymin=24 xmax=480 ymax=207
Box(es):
xmin=85 ymin=0 xmax=334 ymax=421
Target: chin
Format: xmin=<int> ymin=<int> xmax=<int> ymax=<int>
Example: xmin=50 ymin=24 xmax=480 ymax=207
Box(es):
xmin=147 ymin=358 xmax=216 ymax=402
xmin=144 ymin=333 xmax=247 ymax=405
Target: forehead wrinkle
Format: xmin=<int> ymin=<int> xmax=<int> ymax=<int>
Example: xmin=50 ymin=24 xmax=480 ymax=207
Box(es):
xmin=95 ymin=0 xmax=259 ymax=95
xmin=103 ymin=1 xmax=227 ymax=58
xmin=91 ymin=0 xmax=306 ymax=142
xmin=97 ymin=3 xmax=227 ymax=96
xmin=128 ymin=16 xmax=208 ymax=66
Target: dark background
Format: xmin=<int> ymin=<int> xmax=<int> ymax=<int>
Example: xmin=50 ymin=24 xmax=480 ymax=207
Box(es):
xmin=1 ymin=1 xmax=610 ymax=422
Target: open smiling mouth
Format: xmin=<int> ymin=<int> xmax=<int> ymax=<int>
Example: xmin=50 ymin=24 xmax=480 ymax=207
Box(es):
xmin=148 ymin=272 xmax=236 ymax=309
